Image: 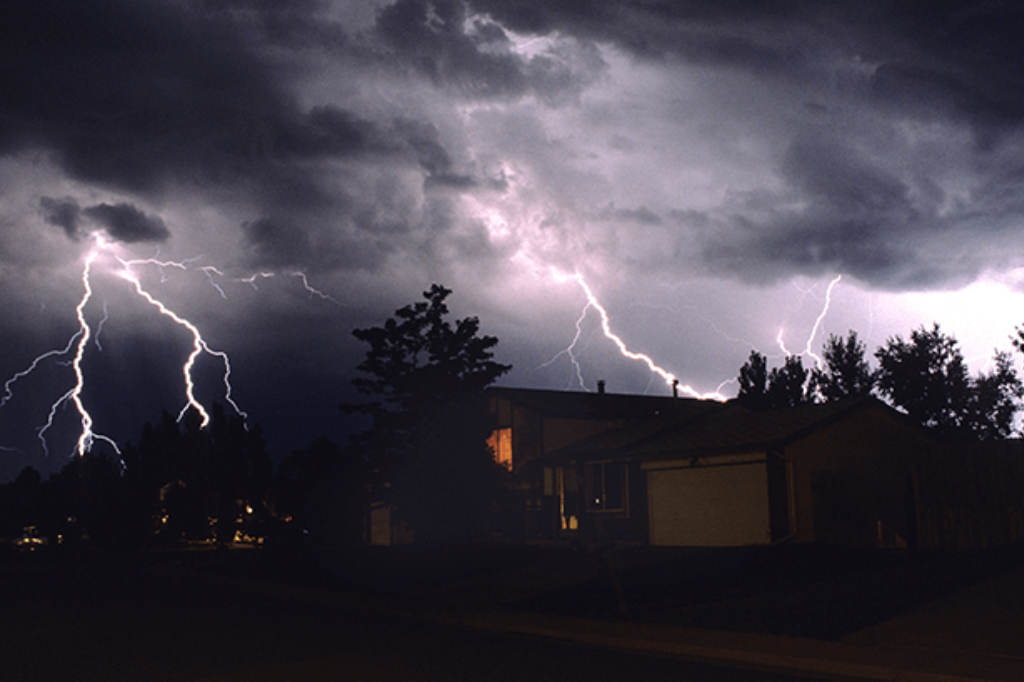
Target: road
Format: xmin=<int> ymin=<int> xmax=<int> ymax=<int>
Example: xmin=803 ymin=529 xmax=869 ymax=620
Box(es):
xmin=0 ymin=552 xmax=826 ymax=681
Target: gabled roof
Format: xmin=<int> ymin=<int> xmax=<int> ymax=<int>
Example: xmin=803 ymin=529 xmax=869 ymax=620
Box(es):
xmin=634 ymin=396 xmax=883 ymax=458
xmin=486 ymin=386 xmax=726 ymax=421
xmin=548 ymin=396 xmax=924 ymax=462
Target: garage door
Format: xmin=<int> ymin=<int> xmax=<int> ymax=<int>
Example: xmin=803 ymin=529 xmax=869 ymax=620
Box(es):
xmin=647 ymin=462 xmax=770 ymax=546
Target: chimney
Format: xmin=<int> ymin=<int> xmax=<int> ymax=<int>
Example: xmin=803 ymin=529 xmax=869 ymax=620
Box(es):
xmin=597 ymin=379 xmax=606 ymax=395
xmin=672 ymin=379 xmax=679 ymax=399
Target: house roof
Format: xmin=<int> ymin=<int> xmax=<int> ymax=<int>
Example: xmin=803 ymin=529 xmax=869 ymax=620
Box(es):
xmin=634 ymin=397 xmax=880 ymax=458
xmin=486 ymin=386 xmax=727 ymax=421
xmin=548 ymin=396 xmax=919 ymax=462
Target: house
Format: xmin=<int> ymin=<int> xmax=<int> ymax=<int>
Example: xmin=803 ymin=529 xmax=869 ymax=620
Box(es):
xmin=486 ymin=384 xmax=728 ymax=538
xmin=488 ymin=387 xmax=940 ymax=549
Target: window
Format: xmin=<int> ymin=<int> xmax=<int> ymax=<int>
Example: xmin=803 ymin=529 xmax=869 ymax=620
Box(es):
xmin=584 ymin=461 xmax=627 ymax=512
xmin=558 ymin=467 xmax=579 ymax=530
xmin=487 ymin=427 xmax=512 ymax=471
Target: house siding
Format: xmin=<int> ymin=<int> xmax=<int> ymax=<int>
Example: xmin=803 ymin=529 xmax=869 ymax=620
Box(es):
xmin=786 ymin=406 xmax=926 ymax=548
xmin=646 ymin=457 xmax=771 ymax=546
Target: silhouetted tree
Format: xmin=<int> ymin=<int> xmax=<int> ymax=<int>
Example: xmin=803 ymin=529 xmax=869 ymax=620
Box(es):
xmin=47 ymin=451 xmax=126 ymax=546
xmin=207 ymin=404 xmax=273 ymax=544
xmin=345 ymin=284 xmax=512 ymax=542
xmin=736 ymin=351 xmax=810 ymax=408
xmin=736 ymin=350 xmax=770 ymax=409
xmin=810 ymin=331 xmax=876 ymax=401
xmin=121 ymin=404 xmax=272 ymax=545
xmin=875 ymin=323 xmax=1021 ymax=439
xmin=273 ymin=437 xmax=366 ymax=547
xmin=965 ymin=350 xmax=1024 ymax=439
xmin=875 ymin=324 xmax=971 ymax=435
xmin=2 ymin=466 xmax=43 ymax=537
xmin=768 ymin=355 xmax=811 ymax=408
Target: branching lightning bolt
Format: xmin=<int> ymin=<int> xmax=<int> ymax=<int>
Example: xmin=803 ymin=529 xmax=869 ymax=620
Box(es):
xmin=39 ymin=245 xmax=121 ymax=458
xmin=552 ymin=270 xmax=729 ymax=400
xmin=539 ymin=299 xmax=591 ymax=390
xmin=116 ymin=257 xmax=245 ymax=428
xmin=3 ymin=231 xmax=343 ymax=463
xmin=1 ymin=332 xmax=81 ymax=411
xmin=94 ymin=300 xmax=109 ymax=351
xmin=0 ymin=233 xmax=266 ymax=460
xmin=776 ymin=275 xmax=842 ymax=367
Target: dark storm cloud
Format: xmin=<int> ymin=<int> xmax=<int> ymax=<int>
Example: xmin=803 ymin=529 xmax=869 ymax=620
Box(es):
xmin=195 ymin=0 xmax=351 ymax=53
xmin=0 ymin=3 xmax=401 ymax=190
xmin=39 ymin=197 xmax=83 ymax=240
xmin=0 ymin=0 xmax=297 ymax=193
xmin=82 ymin=203 xmax=171 ymax=244
xmin=6 ymin=0 xmax=1024 ymax=292
xmin=692 ymin=137 xmax=935 ymax=287
xmin=475 ymin=0 xmax=1024 ymax=133
xmin=0 ymin=1 xmax=500 ymax=275
xmin=866 ymin=4 xmax=1024 ymax=133
xmin=394 ymin=118 xmax=477 ymax=189
xmin=373 ymin=0 xmax=603 ymax=103
xmin=781 ymin=138 xmax=911 ymax=216
xmin=466 ymin=0 xmax=1024 ymax=290
xmin=469 ymin=0 xmax=811 ymax=72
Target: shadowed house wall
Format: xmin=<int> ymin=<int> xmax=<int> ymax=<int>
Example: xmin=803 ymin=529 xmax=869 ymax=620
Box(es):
xmin=553 ymin=398 xmax=939 ymax=549
xmin=915 ymin=440 xmax=1024 ymax=550
xmin=487 ymin=387 xmax=715 ymax=539
xmin=785 ymin=405 xmax=928 ymax=548
xmin=486 ymin=389 xmax=1024 ymax=551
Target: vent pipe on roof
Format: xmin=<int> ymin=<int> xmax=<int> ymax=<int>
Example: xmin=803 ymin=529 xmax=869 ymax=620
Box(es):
xmin=672 ymin=379 xmax=679 ymax=399
xmin=597 ymin=379 xmax=606 ymax=394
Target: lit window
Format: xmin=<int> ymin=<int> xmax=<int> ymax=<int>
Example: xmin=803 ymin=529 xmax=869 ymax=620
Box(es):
xmin=584 ymin=461 xmax=626 ymax=512
xmin=487 ymin=427 xmax=513 ymax=470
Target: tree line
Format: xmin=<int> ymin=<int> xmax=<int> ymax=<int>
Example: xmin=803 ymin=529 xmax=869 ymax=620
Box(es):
xmin=0 ymin=284 xmax=507 ymax=548
xmin=4 ymin=286 xmax=1024 ymax=549
xmin=736 ymin=324 xmax=1024 ymax=440
xmin=0 ymin=402 xmax=372 ymax=549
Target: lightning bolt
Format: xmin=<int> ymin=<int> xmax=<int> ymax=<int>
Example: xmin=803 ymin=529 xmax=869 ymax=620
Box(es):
xmin=115 ymin=257 xmax=245 ymax=428
xmin=206 ymin=268 xmax=342 ymax=305
xmin=776 ymin=275 xmax=842 ymax=367
xmin=2 ymin=231 xmax=342 ymax=463
xmin=538 ymin=299 xmax=591 ymax=390
xmin=1 ymin=233 xmax=264 ymax=460
xmin=0 ymin=332 xmax=81 ymax=410
xmin=553 ymin=270 xmax=729 ymax=400
xmin=50 ymin=243 xmax=120 ymax=457
xmin=94 ymin=300 xmax=109 ymax=351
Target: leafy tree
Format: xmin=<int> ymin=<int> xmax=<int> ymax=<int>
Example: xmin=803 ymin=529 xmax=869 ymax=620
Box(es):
xmin=736 ymin=350 xmax=770 ymax=409
xmin=768 ymin=355 xmax=811 ymax=407
xmin=346 ymin=284 xmax=512 ymax=542
xmin=964 ymin=351 xmax=1023 ymax=439
xmin=273 ymin=437 xmax=366 ymax=547
xmin=810 ymin=331 xmax=875 ymax=401
xmin=874 ymin=323 xmax=1022 ymax=439
xmin=46 ymin=452 xmax=127 ymax=547
xmin=875 ymin=324 xmax=971 ymax=435
xmin=121 ymin=404 xmax=273 ymax=545
xmin=736 ymin=351 xmax=810 ymax=408
xmin=1 ymin=466 xmax=43 ymax=536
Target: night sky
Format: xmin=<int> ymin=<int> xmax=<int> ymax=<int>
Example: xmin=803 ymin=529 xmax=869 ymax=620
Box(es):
xmin=4 ymin=0 xmax=1024 ymax=481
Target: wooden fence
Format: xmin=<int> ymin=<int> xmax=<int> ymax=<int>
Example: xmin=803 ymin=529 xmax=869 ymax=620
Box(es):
xmin=915 ymin=440 xmax=1024 ymax=550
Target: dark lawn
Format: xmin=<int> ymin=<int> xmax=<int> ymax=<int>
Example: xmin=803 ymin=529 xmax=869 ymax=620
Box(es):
xmin=506 ymin=543 xmax=1024 ymax=640
xmin=179 ymin=538 xmax=1024 ymax=641
xmin=6 ymin=539 xmax=1024 ymax=644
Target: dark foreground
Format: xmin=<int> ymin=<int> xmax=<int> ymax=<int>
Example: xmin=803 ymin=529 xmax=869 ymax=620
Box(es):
xmin=1 ymin=547 xmax=817 ymax=682
xmin=1 ymin=542 xmax=1021 ymax=681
